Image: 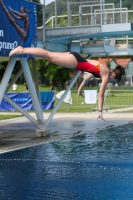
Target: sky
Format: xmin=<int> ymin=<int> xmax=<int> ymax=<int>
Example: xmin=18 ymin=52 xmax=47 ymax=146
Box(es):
xmin=40 ymin=0 xmax=55 ymax=5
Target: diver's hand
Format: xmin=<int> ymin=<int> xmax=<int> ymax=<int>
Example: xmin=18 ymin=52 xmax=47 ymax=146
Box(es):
xmin=8 ymin=6 xmax=13 ymax=11
xmin=97 ymin=112 xmax=106 ymax=122
xmin=77 ymin=91 xmax=84 ymax=98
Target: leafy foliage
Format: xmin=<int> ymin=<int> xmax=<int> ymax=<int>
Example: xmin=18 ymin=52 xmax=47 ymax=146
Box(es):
xmin=106 ymin=58 xmax=111 ymax=69
xmin=45 ymin=65 xmax=73 ymax=90
xmin=0 ymin=62 xmax=6 ymax=81
xmin=28 ymin=59 xmax=73 ymax=89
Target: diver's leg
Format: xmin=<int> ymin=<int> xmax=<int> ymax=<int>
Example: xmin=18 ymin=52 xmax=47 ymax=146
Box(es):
xmin=0 ymin=0 xmax=27 ymax=41
xmin=0 ymin=0 xmax=16 ymax=26
xmin=9 ymin=47 xmax=78 ymax=68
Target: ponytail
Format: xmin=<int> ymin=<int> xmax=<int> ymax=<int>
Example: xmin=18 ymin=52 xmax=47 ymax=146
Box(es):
xmin=115 ymin=65 xmax=126 ymax=82
xmin=21 ymin=6 xmax=32 ymax=13
xmin=24 ymin=9 xmax=32 ymax=13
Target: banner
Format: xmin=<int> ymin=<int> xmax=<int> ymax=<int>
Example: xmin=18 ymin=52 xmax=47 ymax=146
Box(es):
xmin=0 ymin=92 xmax=55 ymax=111
xmin=0 ymin=0 xmax=37 ymax=57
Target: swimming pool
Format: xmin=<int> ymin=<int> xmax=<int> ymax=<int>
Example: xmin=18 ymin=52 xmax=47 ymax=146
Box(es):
xmin=0 ymin=124 xmax=133 ymax=200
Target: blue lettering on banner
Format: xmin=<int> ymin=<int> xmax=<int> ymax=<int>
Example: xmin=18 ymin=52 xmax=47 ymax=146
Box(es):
xmin=0 ymin=92 xmax=55 ymax=111
xmin=0 ymin=30 xmax=4 ymax=37
xmin=12 ymin=98 xmax=31 ymax=102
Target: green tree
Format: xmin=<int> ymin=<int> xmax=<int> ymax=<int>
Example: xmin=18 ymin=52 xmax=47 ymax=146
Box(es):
xmin=45 ymin=64 xmax=73 ymax=90
xmin=0 ymin=62 xmax=6 ymax=81
xmin=106 ymin=58 xmax=111 ymax=69
xmin=29 ymin=58 xmax=73 ymax=89
xmin=45 ymin=0 xmax=133 ymax=22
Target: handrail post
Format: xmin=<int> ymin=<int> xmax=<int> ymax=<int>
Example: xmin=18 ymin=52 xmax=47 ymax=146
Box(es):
xmin=67 ymin=0 xmax=71 ymax=26
xmin=100 ymin=0 xmax=103 ymax=30
xmin=43 ymin=0 xmax=46 ymax=42
xmin=79 ymin=5 xmax=82 ymax=26
xmin=55 ymin=0 xmax=57 ymax=27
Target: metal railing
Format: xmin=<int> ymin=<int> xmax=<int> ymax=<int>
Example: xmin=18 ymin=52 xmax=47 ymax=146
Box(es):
xmin=54 ymin=90 xmax=133 ymax=111
xmin=45 ymin=5 xmax=133 ymax=28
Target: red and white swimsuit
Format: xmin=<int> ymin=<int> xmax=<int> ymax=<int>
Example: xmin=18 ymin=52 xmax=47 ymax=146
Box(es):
xmin=69 ymin=52 xmax=101 ymax=78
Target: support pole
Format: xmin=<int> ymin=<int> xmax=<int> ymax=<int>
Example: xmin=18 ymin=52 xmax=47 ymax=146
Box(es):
xmin=0 ymin=57 xmax=17 ymax=104
xmin=20 ymin=58 xmax=45 ymax=129
xmin=3 ymin=95 xmax=38 ymax=125
xmin=120 ymin=0 xmax=122 ymax=23
xmin=43 ymin=0 xmax=46 ymax=42
xmin=79 ymin=5 xmax=82 ymax=26
xmin=67 ymin=0 xmax=71 ymax=26
xmin=32 ymin=59 xmax=41 ymax=106
xmin=91 ymin=6 xmax=93 ymax=25
xmin=100 ymin=0 xmax=103 ymax=30
xmin=102 ymin=0 xmax=105 ymax=24
xmin=113 ymin=4 xmax=114 ymax=24
xmin=5 ymin=68 xmax=23 ymax=93
xmin=45 ymin=70 xmax=82 ymax=128
xmin=55 ymin=0 xmax=57 ymax=27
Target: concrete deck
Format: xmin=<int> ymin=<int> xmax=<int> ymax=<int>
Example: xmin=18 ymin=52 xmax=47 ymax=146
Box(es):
xmin=0 ymin=111 xmax=133 ymax=154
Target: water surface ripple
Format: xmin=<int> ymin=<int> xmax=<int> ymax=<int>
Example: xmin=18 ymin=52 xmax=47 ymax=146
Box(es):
xmin=0 ymin=124 xmax=133 ymax=200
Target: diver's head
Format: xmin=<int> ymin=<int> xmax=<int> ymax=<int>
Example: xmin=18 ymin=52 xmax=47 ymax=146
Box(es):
xmin=109 ymin=65 xmax=126 ymax=83
xmin=20 ymin=6 xmax=25 ymax=13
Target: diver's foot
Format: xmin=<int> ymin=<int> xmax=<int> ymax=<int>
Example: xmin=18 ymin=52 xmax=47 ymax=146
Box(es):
xmin=9 ymin=46 xmax=23 ymax=57
xmin=0 ymin=0 xmax=3 ymax=5
xmin=0 ymin=0 xmax=8 ymax=12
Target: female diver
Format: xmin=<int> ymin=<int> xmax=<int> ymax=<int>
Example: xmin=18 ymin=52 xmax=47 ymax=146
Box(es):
xmin=0 ymin=0 xmax=32 ymax=42
xmin=9 ymin=46 xmax=126 ymax=120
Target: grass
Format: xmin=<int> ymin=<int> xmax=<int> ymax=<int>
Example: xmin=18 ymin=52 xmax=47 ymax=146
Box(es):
xmin=9 ymin=85 xmax=133 ymax=93
xmin=0 ymin=114 xmax=23 ymax=120
xmin=1 ymin=85 xmax=133 ymax=120
xmin=114 ymin=110 xmax=133 ymax=113
xmin=54 ymin=89 xmax=133 ymax=112
xmin=1 ymin=84 xmax=50 ymax=120
xmin=9 ymin=84 xmax=51 ymax=93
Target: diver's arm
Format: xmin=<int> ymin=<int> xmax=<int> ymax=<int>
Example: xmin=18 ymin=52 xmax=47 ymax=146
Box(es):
xmin=8 ymin=6 xmax=20 ymax=15
xmin=98 ymin=75 xmax=108 ymax=120
xmin=9 ymin=11 xmax=21 ymax=20
xmin=77 ymin=73 xmax=93 ymax=97
xmin=8 ymin=6 xmax=26 ymax=18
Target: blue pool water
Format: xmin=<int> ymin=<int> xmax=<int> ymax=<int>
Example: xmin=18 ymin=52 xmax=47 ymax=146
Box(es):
xmin=0 ymin=124 xmax=133 ymax=200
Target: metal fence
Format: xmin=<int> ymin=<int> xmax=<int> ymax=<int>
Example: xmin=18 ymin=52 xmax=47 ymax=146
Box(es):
xmin=45 ymin=2 xmax=133 ymax=28
xmin=54 ymin=90 xmax=133 ymax=111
